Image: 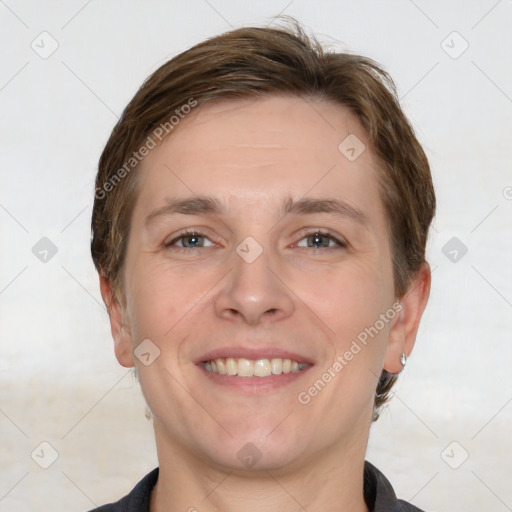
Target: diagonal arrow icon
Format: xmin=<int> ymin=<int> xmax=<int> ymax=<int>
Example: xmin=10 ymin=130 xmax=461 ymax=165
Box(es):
xmin=442 ymin=237 xmax=467 ymax=263
xmin=32 ymin=237 xmax=58 ymax=263
xmin=236 ymin=237 xmax=263 ymax=263
xmin=31 ymin=441 xmax=59 ymax=468
xmin=440 ymin=31 xmax=469 ymax=59
xmin=134 ymin=339 xmax=161 ymax=366
xmin=338 ymin=134 xmax=365 ymax=161
xmin=236 ymin=442 xmax=262 ymax=468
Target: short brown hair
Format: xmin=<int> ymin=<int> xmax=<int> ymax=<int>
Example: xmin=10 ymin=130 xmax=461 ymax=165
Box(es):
xmin=91 ymin=18 xmax=435 ymax=419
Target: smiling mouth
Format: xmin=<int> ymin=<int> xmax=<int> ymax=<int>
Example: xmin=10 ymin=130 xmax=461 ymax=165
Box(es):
xmin=202 ymin=357 xmax=310 ymax=377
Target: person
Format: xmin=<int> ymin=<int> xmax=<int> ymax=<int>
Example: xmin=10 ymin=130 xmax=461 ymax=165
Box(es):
xmin=90 ymin=18 xmax=435 ymax=512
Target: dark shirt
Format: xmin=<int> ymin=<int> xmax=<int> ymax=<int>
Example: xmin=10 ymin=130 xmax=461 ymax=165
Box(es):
xmin=89 ymin=461 xmax=424 ymax=511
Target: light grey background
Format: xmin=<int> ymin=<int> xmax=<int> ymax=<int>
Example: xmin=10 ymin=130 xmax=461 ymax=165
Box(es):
xmin=1 ymin=0 xmax=511 ymax=510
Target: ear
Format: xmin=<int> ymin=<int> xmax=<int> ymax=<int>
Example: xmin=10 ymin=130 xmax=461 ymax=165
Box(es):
xmin=384 ymin=262 xmax=431 ymax=373
xmin=99 ymin=274 xmax=135 ymax=368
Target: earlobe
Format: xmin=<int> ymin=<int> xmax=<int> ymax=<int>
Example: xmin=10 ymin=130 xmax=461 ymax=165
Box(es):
xmin=384 ymin=263 xmax=431 ymax=374
xmin=99 ymin=275 xmax=135 ymax=368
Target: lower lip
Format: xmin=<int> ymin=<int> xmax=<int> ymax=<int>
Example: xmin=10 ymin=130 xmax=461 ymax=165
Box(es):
xmin=197 ymin=364 xmax=312 ymax=393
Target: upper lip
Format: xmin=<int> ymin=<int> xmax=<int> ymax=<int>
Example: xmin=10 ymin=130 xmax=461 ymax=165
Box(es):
xmin=195 ymin=347 xmax=314 ymax=365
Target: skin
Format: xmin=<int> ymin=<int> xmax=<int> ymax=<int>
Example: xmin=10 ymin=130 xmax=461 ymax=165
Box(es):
xmin=100 ymin=95 xmax=431 ymax=512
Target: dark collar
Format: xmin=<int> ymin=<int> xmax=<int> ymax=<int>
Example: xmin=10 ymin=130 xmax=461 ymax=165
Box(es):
xmin=90 ymin=461 xmax=425 ymax=511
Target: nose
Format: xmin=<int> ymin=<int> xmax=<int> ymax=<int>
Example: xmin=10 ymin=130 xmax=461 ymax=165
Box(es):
xmin=213 ymin=242 xmax=295 ymax=326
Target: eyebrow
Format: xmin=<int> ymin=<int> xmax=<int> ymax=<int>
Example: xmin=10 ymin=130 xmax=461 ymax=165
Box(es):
xmin=145 ymin=195 xmax=370 ymax=228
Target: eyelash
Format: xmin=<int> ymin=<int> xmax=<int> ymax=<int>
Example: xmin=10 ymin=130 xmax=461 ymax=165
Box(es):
xmin=164 ymin=229 xmax=214 ymax=250
xmin=296 ymin=230 xmax=348 ymax=249
xmin=164 ymin=229 xmax=347 ymax=251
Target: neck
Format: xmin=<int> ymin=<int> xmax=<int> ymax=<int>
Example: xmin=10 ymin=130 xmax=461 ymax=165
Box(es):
xmin=149 ymin=421 xmax=370 ymax=512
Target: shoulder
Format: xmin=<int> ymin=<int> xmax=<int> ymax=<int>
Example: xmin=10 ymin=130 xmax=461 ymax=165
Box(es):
xmin=395 ymin=501 xmax=426 ymax=512
xmin=87 ymin=468 xmax=159 ymax=512
xmin=364 ymin=460 xmax=426 ymax=512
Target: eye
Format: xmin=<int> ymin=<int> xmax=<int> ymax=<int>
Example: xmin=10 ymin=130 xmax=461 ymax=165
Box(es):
xmin=296 ymin=230 xmax=347 ymax=249
xmin=164 ymin=230 xmax=215 ymax=249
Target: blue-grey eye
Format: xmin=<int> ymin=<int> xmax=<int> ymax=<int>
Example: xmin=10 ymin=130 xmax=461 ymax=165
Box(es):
xmin=297 ymin=232 xmax=343 ymax=248
xmin=179 ymin=233 xmax=204 ymax=247
xmin=308 ymin=233 xmax=330 ymax=247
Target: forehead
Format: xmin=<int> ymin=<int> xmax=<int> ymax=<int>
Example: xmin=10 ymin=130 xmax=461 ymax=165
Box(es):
xmin=158 ymin=95 xmax=365 ymax=170
xmin=135 ymin=95 xmax=386 ymax=230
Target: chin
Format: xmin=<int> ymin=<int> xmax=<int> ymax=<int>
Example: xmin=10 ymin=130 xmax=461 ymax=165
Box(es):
xmin=190 ymin=420 xmax=310 ymax=474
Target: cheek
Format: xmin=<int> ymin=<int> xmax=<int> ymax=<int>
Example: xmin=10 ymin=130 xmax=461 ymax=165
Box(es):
xmin=125 ymin=260 xmax=178 ymax=342
xmin=297 ymin=259 xmax=390 ymax=393
xmin=298 ymin=259 xmax=387 ymax=337
xmin=125 ymin=255 xmax=217 ymax=347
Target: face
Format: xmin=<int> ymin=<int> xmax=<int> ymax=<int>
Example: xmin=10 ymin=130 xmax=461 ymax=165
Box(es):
xmin=106 ymin=95 xmax=417 ymax=473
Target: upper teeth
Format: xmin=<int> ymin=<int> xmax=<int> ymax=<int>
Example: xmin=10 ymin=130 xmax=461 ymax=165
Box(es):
xmin=204 ymin=357 xmax=306 ymax=377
